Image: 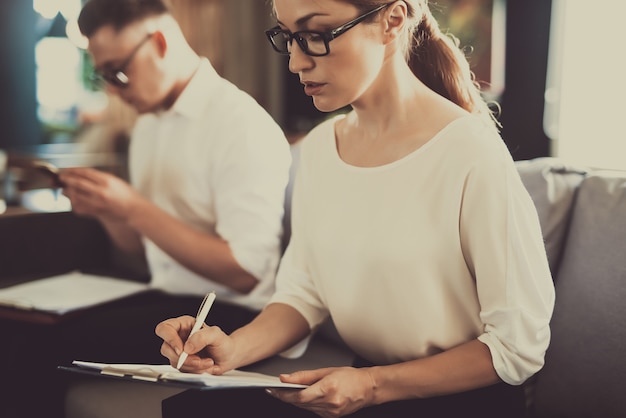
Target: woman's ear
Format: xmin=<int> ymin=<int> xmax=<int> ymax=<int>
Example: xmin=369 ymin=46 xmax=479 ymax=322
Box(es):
xmin=383 ymin=1 xmax=408 ymax=44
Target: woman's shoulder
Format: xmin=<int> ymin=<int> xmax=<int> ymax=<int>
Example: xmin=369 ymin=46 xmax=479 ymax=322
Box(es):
xmin=427 ymin=115 xmax=517 ymax=182
xmin=441 ymin=114 xmax=499 ymax=140
xmin=439 ymin=115 xmax=507 ymax=156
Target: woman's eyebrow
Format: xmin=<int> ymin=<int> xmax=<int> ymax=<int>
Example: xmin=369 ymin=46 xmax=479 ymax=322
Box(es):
xmin=277 ymin=12 xmax=331 ymax=29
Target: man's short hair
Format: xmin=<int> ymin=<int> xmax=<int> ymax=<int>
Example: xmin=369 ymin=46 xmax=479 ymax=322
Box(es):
xmin=78 ymin=0 xmax=170 ymax=37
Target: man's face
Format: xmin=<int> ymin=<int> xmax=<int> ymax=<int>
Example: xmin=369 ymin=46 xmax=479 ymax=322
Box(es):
xmin=88 ymin=23 xmax=167 ymax=113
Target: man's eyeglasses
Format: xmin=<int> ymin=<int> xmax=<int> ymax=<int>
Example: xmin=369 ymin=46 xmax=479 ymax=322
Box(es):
xmin=93 ymin=33 xmax=153 ymax=88
xmin=265 ymin=3 xmax=391 ymax=57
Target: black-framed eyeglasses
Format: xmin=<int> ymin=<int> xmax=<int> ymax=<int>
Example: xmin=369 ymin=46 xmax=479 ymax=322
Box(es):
xmin=93 ymin=33 xmax=153 ymax=88
xmin=265 ymin=2 xmax=391 ymax=57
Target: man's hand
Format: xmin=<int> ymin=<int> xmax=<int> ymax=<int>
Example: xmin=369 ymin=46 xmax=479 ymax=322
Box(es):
xmin=60 ymin=167 xmax=147 ymax=222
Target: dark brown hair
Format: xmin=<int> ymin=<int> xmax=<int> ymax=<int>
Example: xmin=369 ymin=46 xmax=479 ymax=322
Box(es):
xmin=344 ymin=0 xmax=500 ymax=129
xmin=78 ymin=0 xmax=170 ymax=37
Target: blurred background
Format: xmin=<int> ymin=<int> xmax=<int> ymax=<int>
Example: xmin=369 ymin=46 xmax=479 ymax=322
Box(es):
xmin=0 ymin=0 xmax=625 ymax=213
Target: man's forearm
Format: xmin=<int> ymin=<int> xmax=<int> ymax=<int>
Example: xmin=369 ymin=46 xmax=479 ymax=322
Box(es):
xmin=100 ymin=216 xmax=145 ymax=256
xmin=126 ymin=198 xmax=260 ymax=294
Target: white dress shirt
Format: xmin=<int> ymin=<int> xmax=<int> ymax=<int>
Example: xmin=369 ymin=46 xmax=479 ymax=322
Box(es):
xmin=130 ymin=58 xmax=291 ymax=311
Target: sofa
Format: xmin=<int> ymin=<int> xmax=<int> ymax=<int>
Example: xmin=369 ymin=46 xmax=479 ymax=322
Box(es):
xmin=1 ymin=155 xmax=625 ymax=417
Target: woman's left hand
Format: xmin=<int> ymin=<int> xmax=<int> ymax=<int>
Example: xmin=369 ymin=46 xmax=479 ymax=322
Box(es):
xmin=267 ymin=366 xmax=377 ymax=418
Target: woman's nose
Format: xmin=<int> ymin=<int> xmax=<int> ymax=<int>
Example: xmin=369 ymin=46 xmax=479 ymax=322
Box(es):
xmin=288 ymin=41 xmax=314 ymax=74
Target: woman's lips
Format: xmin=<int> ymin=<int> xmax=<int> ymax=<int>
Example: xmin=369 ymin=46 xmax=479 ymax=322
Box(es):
xmin=303 ymin=82 xmax=325 ymax=96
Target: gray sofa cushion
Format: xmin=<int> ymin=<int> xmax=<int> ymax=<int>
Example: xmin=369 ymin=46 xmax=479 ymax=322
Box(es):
xmin=531 ymin=172 xmax=626 ymax=418
xmin=516 ymin=158 xmax=587 ymax=276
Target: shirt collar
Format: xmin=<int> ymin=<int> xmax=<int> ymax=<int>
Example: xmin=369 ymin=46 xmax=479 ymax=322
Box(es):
xmin=167 ymin=58 xmax=220 ymax=120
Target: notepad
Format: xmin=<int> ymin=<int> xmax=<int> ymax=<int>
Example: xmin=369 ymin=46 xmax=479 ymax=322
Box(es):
xmin=0 ymin=271 xmax=149 ymax=315
xmin=69 ymin=360 xmax=308 ymax=389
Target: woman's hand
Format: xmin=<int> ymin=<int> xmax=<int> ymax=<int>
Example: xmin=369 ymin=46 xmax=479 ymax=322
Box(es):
xmin=267 ymin=366 xmax=377 ymax=418
xmin=155 ymin=315 xmax=238 ymax=375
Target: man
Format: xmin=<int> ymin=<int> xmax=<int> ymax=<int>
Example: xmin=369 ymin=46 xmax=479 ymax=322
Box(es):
xmin=64 ymin=0 xmax=290 ymax=313
xmin=1 ymin=1 xmax=290 ymax=417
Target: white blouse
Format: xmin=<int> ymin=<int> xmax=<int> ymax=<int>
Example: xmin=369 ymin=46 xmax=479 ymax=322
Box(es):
xmin=270 ymin=114 xmax=555 ymax=385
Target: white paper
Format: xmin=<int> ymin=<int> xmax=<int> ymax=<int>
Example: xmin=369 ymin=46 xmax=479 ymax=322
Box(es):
xmin=72 ymin=360 xmax=307 ymax=389
xmin=0 ymin=271 xmax=149 ymax=314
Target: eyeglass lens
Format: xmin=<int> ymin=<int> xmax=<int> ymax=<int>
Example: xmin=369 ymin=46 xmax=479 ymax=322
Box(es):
xmin=101 ymin=71 xmax=129 ymax=87
xmin=266 ymin=3 xmax=391 ymax=57
xmin=92 ymin=34 xmax=152 ymax=89
xmin=269 ymin=31 xmax=328 ymax=56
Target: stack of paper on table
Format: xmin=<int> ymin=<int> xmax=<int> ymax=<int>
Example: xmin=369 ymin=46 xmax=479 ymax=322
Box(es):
xmin=68 ymin=360 xmax=307 ymax=389
xmin=0 ymin=271 xmax=149 ymax=315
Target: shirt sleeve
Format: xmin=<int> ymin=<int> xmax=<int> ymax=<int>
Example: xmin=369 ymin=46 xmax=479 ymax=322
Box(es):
xmin=211 ymin=109 xmax=291 ymax=285
xmin=460 ymin=142 xmax=556 ymax=385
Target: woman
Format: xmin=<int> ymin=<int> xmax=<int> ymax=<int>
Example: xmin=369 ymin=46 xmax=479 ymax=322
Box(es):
xmin=156 ymin=1 xmax=555 ymax=416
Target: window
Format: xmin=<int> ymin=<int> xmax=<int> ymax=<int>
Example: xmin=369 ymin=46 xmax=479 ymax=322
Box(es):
xmin=544 ymin=0 xmax=626 ymax=170
xmin=33 ymin=0 xmax=106 ymax=143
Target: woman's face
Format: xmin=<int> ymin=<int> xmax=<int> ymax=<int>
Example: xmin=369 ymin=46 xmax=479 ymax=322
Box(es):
xmin=273 ymin=0 xmax=388 ymax=112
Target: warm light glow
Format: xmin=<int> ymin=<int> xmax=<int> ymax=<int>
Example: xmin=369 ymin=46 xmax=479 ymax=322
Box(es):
xmin=20 ymin=189 xmax=72 ymax=213
xmin=33 ymin=0 xmax=93 ymax=130
xmin=58 ymin=0 xmax=82 ymax=20
xmin=545 ymin=0 xmax=626 ymax=170
xmin=33 ymin=0 xmax=81 ymax=20
xmin=35 ymin=37 xmax=81 ymax=117
xmin=33 ymin=0 xmax=59 ymax=19
xmin=66 ymin=19 xmax=89 ymax=49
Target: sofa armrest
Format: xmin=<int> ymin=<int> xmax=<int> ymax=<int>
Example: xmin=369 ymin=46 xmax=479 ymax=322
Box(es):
xmin=530 ymin=171 xmax=626 ymax=417
xmin=516 ymin=157 xmax=587 ymax=276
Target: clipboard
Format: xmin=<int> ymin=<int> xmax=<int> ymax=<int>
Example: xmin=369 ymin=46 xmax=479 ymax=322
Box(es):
xmin=58 ymin=364 xmax=200 ymax=390
xmin=60 ymin=361 xmax=308 ymax=391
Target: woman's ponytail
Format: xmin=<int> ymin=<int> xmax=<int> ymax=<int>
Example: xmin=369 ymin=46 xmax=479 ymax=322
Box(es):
xmin=346 ymin=0 xmax=499 ymax=129
xmin=408 ymin=8 xmax=500 ymax=130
